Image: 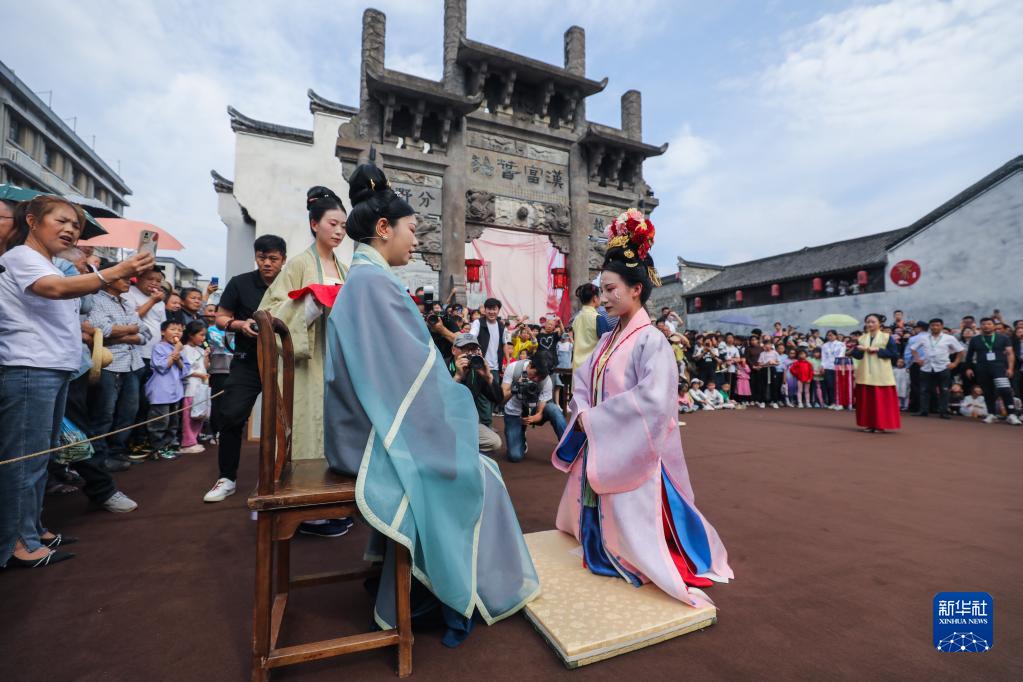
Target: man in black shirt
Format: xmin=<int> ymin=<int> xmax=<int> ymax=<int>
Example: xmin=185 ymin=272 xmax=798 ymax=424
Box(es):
xmin=203 ymin=235 xmax=287 ymax=503
xmin=964 ymin=317 xmax=1020 ymax=425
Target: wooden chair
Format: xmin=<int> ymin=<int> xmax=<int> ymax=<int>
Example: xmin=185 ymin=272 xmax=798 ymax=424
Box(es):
xmin=247 ymin=311 xmax=412 ymax=680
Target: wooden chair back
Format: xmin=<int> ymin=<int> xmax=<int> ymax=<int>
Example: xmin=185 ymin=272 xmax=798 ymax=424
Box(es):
xmin=254 ymin=309 xmax=294 ymax=493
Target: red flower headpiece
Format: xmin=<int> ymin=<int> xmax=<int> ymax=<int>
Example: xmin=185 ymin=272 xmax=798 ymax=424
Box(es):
xmin=605 ymin=207 xmax=656 ymax=260
xmin=604 ymin=208 xmax=660 ymax=285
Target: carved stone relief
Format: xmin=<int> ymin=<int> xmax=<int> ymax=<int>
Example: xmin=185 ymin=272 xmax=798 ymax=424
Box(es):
xmin=415 ymin=214 xmax=443 ymax=255
xmin=465 ymin=131 xmax=569 ymax=165
xmin=465 ymin=190 xmax=496 ymax=223
xmin=493 ymin=196 xmax=570 ymax=233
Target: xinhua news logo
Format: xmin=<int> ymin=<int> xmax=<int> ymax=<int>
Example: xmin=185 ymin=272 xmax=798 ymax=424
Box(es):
xmin=933 ymin=592 xmax=993 ymax=652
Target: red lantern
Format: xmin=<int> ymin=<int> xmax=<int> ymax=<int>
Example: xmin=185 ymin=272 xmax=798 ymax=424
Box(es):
xmin=857 ymin=270 xmax=868 ymax=287
xmin=771 ymin=283 xmax=781 ymax=298
xmin=551 ymin=266 xmax=568 ymax=292
xmin=465 ymin=258 xmax=483 ymax=284
xmin=694 ymin=296 xmax=702 ymax=311
xmin=812 ymin=277 xmax=823 ymax=293
xmin=735 ymin=289 xmax=743 ymax=303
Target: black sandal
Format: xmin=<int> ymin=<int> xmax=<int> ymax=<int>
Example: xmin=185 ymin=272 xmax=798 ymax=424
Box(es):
xmin=42 ymin=533 xmax=78 ymax=548
xmin=5 ymin=550 xmax=75 ymax=568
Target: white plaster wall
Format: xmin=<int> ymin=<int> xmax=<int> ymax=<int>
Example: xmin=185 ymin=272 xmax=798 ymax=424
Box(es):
xmin=230 ymin=111 xmax=354 ymax=274
xmin=685 ymin=170 xmax=1023 ymax=332
xmin=217 ymin=190 xmax=255 ymax=280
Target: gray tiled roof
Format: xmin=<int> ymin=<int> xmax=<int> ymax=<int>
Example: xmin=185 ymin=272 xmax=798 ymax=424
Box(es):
xmin=686 ymin=227 xmax=914 ymax=296
xmin=687 ymin=154 xmax=1023 ymax=297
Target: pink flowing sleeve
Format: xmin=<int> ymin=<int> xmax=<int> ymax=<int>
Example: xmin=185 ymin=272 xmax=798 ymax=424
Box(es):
xmin=578 ymin=333 xmax=680 ymax=494
xmin=551 ymin=341 xmax=596 ymax=472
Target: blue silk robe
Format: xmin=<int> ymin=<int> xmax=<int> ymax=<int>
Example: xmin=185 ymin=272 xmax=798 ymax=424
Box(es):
xmin=324 ymin=244 xmax=540 ymax=632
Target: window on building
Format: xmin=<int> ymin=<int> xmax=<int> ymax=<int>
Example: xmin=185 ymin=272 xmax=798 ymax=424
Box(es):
xmin=7 ymin=116 xmax=23 ymax=146
xmin=72 ymin=166 xmax=85 ymax=191
xmin=42 ymin=144 xmax=55 ymax=170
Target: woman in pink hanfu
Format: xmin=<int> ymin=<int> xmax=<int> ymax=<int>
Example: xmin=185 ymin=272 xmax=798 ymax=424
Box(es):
xmin=552 ymin=209 xmax=733 ymax=608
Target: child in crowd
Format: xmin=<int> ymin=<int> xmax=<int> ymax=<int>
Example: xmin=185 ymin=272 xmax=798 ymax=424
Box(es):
xmin=735 ymin=358 xmax=752 ymax=404
xmin=948 ymin=383 xmax=965 ymax=415
xmin=810 ymin=348 xmax=825 ymax=407
xmin=678 ymin=380 xmax=696 ymax=413
xmin=145 ymin=320 xmax=189 ymax=460
xmin=704 ymin=381 xmax=726 ymax=409
xmin=688 ymin=378 xmax=713 ymax=410
xmin=782 ymin=348 xmax=798 ymax=406
xmin=716 ymin=382 xmax=739 ymax=409
xmin=180 ymin=320 xmax=211 ymax=454
xmin=893 ymin=358 xmax=910 ymax=411
xmin=511 ymin=325 xmax=537 ymax=359
xmin=960 ymin=385 xmax=989 ymax=419
xmin=669 ymin=334 xmax=686 ymax=369
xmin=789 ymin=349 xmax=814 ymax=408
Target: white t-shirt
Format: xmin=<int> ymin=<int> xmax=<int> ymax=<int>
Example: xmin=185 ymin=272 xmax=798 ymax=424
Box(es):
xmin=470 ymin=318 xmax=502 ymax=370
xmin=0 ymin=245 xmax=82 ymax=372
xmin=722 ymin=345 xmax=741 ymax=373
xmin=181 ymin=344 xmax=207 ymax=397
xmin=919 ymin=333 xmax=965 ymax=372
xmin=501 ymin=359 xmax=554 ymax=417
xmin=821 ymin=340 xmax=845 ymax=370
xmin=125 ymin=285 xmax=166 ymax=360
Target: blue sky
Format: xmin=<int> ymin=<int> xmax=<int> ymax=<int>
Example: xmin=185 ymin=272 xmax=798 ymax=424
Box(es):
xmin=4 ymin=0 xmax=1022 ymax=279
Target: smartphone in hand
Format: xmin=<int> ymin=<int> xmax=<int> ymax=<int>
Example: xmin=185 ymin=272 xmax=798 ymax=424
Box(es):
xmin=137 ymin=229 xmax=159 ymax=256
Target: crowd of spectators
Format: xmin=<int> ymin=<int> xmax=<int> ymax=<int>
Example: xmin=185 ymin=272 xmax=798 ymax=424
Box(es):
xmin=656 ymin=307 xmax=1022 ymax=424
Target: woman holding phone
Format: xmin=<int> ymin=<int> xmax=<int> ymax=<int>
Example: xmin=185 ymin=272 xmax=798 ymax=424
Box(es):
xmin=0 ymin=195 xmax=154 ymax=568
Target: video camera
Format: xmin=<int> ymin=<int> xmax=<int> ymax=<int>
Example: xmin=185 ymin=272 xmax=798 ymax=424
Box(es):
xmin=511 ymin=376 xmax=542 ymax=420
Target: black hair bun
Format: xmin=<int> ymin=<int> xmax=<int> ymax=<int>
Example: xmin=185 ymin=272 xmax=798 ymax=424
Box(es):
xmin=348 ymin=164 xmax=391 ymax=207
xmin=306 ymin=185 xmax=341 ymax=207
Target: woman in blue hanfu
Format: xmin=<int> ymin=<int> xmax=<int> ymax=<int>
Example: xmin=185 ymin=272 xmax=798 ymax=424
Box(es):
xmin=324 ymin=163 xmax=539 ymax=646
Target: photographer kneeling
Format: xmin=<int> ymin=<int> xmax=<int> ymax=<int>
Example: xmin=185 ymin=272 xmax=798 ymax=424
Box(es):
xmin=450 ymin=333 xmax=503 ymax=453
xmin=501 ymin=352 xmax=566 ymax=463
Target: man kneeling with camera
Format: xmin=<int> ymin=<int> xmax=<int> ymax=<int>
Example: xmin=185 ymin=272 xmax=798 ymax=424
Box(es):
xmin=449 ymin=333 xmax=503 ymax=453
xmin=501 ymin=352 xmax=567 ymax=463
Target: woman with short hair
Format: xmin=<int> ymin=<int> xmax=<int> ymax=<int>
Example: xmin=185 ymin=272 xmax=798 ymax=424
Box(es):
xmin=0 ymin=195 xmax=153 ymax=568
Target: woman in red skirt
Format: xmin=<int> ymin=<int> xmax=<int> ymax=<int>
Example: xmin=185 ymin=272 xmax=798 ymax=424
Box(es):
xmin=850 ymin=313 xmax=901 ymax=433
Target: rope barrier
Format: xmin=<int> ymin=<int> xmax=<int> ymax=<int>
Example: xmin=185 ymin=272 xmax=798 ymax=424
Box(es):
xmin=0 ymin=390 xmax=226 ymax=467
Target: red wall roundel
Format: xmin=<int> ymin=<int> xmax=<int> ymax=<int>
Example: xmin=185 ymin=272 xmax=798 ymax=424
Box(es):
xmin=890 ymin=260 xmax=921 ymax=287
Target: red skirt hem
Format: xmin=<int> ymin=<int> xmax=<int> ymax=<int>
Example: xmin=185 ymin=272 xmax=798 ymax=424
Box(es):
xmin=855 ymin=384 xmax=901 ymax=430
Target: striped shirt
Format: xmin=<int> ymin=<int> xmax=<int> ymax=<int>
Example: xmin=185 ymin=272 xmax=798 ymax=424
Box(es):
xmin=88 ymin=290 xmax=150 ymax=372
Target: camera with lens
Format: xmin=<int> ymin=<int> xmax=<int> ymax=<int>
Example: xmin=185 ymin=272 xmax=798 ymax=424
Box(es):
xmin=468 ymin=354 xmax=486 ymax=371
xmin=511 ymin=377 xmax=542 ymax=418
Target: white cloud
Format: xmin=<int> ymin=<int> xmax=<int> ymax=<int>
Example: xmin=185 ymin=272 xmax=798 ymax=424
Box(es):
xmin=759 ymin=0 xmax=1023 ymax=159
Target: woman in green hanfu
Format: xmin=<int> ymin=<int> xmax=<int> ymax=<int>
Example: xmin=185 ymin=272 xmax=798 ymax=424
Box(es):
xmin=260 ymin=186 xmax=348 ymax=463
xmin=324 ymin=164 xmax=539 ymax=646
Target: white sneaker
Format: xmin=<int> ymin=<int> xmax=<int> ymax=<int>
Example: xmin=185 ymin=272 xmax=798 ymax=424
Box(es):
xmin=179 ymin=444 xmax=205 ymax=454
xmin=203 ymin=478 xmax=237 ymax=503
xmin=797 ymin=403 xmax=804 ymax=408
xmin=102 ymin=491 xmax=138 ymax=513
xmin=982 ymin=415 xmax=996 ymax=424
xmin=771 ymin=402 xmax=780 ymax=409
xmin=1007 ymin=414 xmax=1022 ymax=426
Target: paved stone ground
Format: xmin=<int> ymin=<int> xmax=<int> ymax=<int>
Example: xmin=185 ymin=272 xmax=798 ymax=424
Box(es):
xmin=3 ymin=409 xmax=1020 ymax=681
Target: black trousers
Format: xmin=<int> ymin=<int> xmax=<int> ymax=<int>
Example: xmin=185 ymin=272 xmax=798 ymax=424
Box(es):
xmin=747 ymin=368 xmax=761 ymax=403
xmin=907 ymin=363 xmax=922 ymax=414
xmin=823 ymin=369 xmax=836 ymax=405
xmin=977 ymin=371 xmax=1018 ymax=416
xmin=208 ymin=372 xmax=230 ymax=436
xmin=919 ymin=369 xmax=951 ymax=415
xmin=217 ymin=359 xmax=262 ymax=482
xmin=63 ymin=374 xmax=117 ymax=504
xmin=766 ymin=370 xmax=783 ymax=403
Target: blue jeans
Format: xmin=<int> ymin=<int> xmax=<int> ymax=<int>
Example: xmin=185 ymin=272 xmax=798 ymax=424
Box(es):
xmin=90 ymin=368 xmax=141 ymax=461
xmin=504 ymin=402 xmax=567 ymax=462
xmin=0 ymin=366 xmax=71 ymax=563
